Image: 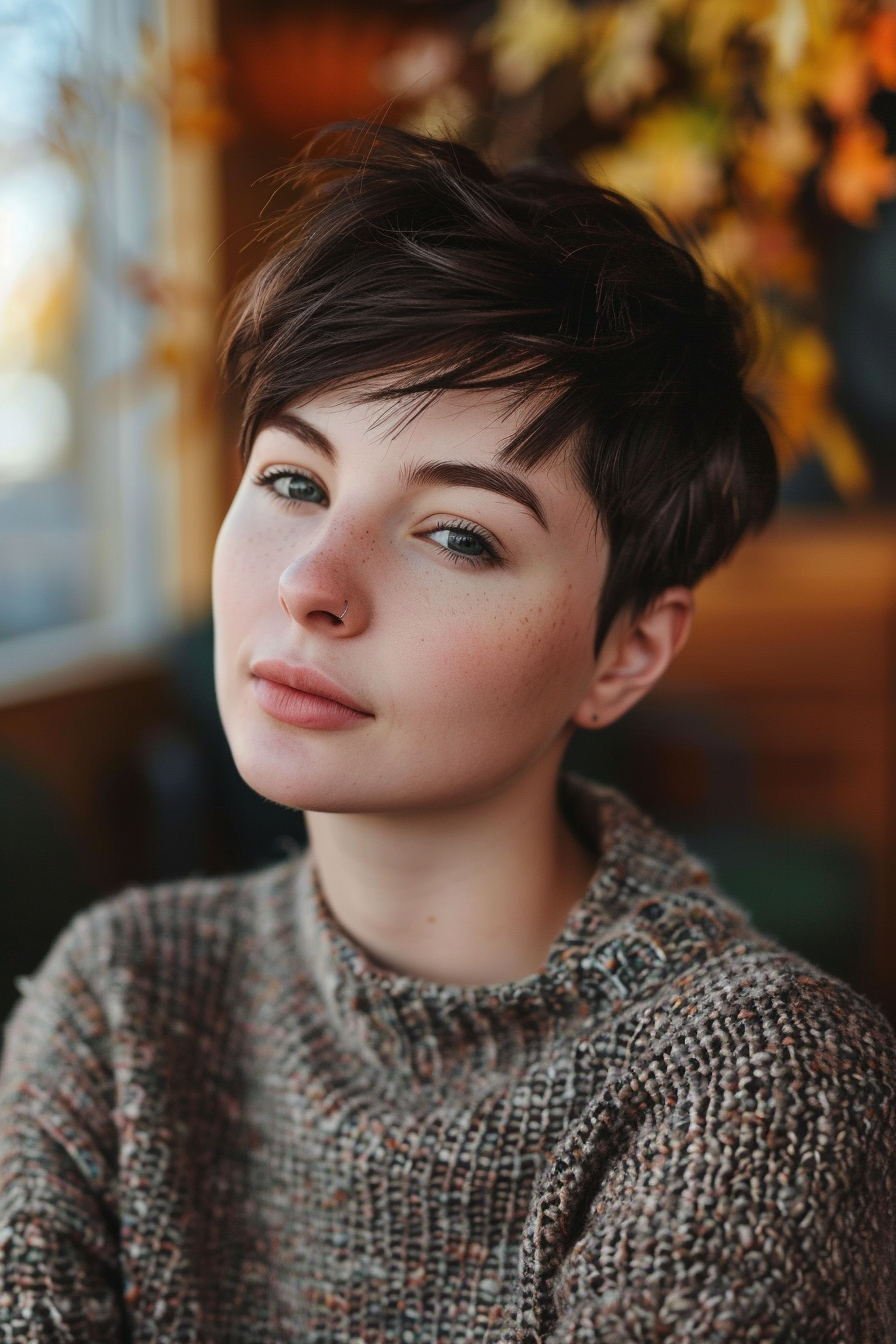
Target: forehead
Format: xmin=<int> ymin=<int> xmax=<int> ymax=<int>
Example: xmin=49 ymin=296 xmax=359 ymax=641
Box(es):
xmin=301 ymin=388 xmax=517 ymax=452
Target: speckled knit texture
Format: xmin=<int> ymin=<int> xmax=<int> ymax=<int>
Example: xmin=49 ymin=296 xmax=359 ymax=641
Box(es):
xmin=1 ymin=778 xmax=895 ymax=1342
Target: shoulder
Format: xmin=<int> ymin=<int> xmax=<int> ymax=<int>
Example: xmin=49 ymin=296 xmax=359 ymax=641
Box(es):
xmin=571 ymin=778 xmax=896 ymax=1108
xmin=627 ymin=946 xmax=896 ymax=1144
xmin=1 ymin=856 xmax=305 ymax=1078
xmin=29 ymin=857 xmax=299 ymax=984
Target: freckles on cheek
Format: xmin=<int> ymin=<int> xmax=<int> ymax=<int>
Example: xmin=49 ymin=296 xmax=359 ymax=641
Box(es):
xmin=416 ymin=594 xmax=584 ymax=727
xmin=502 ymin=593 xmax=593 ymax=704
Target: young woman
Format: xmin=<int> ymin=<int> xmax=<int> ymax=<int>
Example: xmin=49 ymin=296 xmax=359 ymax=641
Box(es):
xmin=1 ymin=126 xmax=894 ymax=1343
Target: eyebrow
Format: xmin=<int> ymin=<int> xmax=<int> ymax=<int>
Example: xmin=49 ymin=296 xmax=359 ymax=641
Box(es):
xmin=262 ymin=410 xmax=548 ymax=530
xmin=400 ymin=461 xmax=548 ymax=530
xmin=262 ymin=411 xmax=337 ymax=462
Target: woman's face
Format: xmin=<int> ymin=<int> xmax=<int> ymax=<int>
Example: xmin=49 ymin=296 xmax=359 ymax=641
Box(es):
xmin=213 ymin=389 xmax=608 ymax=814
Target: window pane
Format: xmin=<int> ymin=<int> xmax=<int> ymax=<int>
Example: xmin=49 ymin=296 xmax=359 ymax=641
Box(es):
xmin=0 ymin=0 xmax=172 ymax=682
xmin=0 ymin=1 xmax=92 ymax=637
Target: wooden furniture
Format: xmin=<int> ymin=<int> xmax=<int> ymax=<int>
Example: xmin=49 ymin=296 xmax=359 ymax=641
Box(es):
xmin=0 ymin=664 xmax=177 ymax=894
xmin=657 ymin=511 xmax=896 ymax=1005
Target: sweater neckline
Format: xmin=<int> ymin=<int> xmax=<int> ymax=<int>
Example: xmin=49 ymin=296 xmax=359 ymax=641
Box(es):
xmin=291 ymin=776 xmax=707 ymax=1086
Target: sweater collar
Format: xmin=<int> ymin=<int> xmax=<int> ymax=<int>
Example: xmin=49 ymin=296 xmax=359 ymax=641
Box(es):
xmin=291 ymin=776 xmax=738 ymax=1087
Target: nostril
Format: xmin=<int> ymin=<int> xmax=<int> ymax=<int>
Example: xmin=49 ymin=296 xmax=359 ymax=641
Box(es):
xmin=306 ymin=608 xmax=347 ymax=628
xmin=313 ymin=600 xmax=349 ymax=626
xmin=278 ymin=577 xmax=352 ymax=628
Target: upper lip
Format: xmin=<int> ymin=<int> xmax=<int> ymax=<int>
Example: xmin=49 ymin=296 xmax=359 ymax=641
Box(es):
xmin=250 ymin=659 xmax=372 ymax=714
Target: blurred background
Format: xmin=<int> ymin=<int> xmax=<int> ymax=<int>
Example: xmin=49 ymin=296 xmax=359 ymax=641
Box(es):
xmin=2 ymin=0 xmax=896 ymax=1023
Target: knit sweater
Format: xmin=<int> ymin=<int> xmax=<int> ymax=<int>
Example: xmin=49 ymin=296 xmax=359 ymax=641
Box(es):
xmin=1 ymin=779 xmax=895 ymax=1343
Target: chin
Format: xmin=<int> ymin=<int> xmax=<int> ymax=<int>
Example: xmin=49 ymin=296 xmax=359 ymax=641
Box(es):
xmin=222 ymin=697 xmax=553 ymax=817
xmin=232 ymin=742 xmax=539 ymax=821
xmin=224 ymin=726 xmax=371 ymax=812
xmin=227 ymin=731 xmax=349 ymax=813
xmin=219 ymin=694 xmax=363 ymax=810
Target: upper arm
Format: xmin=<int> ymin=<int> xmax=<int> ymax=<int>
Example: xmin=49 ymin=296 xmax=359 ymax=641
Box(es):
xmin=0 ymin=912 xmax=124 ymax=1341
xmin=538 ymin=968 xmax=896 ymax=1344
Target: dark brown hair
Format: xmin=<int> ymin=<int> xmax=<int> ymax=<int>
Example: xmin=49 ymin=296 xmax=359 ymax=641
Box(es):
xmin=222 ymin=123 xmax=778 ymax=649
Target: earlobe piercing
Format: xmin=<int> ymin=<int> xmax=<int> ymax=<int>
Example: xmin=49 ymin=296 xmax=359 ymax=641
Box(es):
xmin=591 ymin=713 xmax=599 ymax=724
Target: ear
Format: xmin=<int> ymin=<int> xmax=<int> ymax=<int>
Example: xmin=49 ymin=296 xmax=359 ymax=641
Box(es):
xmin=572 ymin=586 xmax=694 ymax=730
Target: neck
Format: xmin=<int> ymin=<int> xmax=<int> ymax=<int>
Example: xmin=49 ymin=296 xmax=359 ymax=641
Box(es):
xmin=304 ymin=755 xmax=597 ymax=987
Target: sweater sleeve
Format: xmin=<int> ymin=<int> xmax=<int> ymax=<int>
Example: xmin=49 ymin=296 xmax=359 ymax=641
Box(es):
xmin=528 ymin=963 xmax=896 ymax=1344
xmin=0 ymin=910 xmax=124 ymax=1342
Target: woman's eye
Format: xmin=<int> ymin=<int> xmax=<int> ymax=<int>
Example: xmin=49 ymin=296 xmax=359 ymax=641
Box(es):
xmin=433 ymin=528 xmax=486 ymax=557
xmin=258 ymin=471 xmax=328 ymax=505
xmin=426 ymin=524 xmax=500 ymax=565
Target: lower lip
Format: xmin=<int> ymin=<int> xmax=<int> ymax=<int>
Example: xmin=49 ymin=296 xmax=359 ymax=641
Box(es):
xmin=252 ymin=677 xmax=371 ymax=729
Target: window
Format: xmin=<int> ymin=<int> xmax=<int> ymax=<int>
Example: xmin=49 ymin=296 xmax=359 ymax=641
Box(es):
xmin=0 ymin=0 xmax=221 ymax=699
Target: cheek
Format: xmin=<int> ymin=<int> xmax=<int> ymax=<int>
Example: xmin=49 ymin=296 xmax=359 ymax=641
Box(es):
xmin=211 ymin=508 xmax=277 ymax=711
xmin=212 ymin=515 xmax=250 ymax=654
xmin=396 ymin=575 xmax=594 ymax=743
xmin=212 ymin=505 xmax=282 ymax=634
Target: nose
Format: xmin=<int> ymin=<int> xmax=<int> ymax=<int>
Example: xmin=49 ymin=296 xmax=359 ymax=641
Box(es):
xmin=277 ymin=531 xmax=367 ymax=635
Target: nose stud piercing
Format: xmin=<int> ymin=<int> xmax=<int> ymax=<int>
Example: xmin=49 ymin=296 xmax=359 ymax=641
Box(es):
xmin=338 ymin=601 xmax=349 ymax=622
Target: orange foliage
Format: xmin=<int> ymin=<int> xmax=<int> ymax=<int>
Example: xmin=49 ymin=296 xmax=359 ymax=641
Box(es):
xmin=821 ymin=116 xmax=896 ymax=225
xmin=867 ymin=10 xmax=896 ymax=88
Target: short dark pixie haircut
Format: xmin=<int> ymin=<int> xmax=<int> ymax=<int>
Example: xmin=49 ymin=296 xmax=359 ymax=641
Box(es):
xmin=222 ymin=124 xmax=778 ymax=651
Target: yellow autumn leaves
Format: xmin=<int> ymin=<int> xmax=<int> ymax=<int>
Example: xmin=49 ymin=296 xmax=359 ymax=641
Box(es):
xmin=486 ymin=0 xmax=896 ymax=227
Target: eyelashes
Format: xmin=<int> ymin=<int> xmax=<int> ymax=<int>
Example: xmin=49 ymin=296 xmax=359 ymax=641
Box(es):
xmin=253 ymin=467 xmax=327 ymax=507
xmin=425 ymin=518 xmax=502 ymax=567
xmin=253 ymin=468 xmax=504 ymax=568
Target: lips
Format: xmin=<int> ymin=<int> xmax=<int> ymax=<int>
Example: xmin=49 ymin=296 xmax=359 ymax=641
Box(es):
xmin=250 ymin=659 xmax=372 ymax=729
